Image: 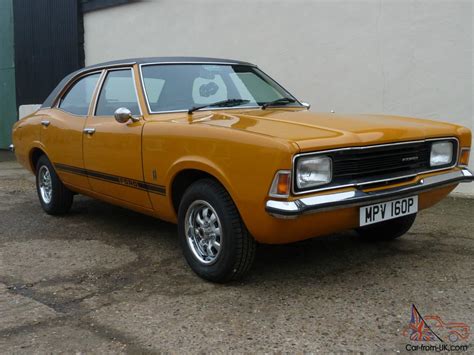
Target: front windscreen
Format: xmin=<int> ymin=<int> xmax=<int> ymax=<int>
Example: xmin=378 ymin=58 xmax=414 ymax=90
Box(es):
xmin=140 ymin=64 xmax=300 ymax=112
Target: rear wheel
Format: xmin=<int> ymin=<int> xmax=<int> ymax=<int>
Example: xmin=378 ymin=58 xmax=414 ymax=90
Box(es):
xmin=178 ymin=179 xmax=256 ymax=283
xmin=35 ymin=155 xmax=73 ymax=215
xmin=356 ymin=213 xmax=417 ymax=241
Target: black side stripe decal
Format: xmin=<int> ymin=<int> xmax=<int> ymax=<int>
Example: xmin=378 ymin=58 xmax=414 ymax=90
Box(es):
xmin=54 ymin=163 xmax=166 ymax=196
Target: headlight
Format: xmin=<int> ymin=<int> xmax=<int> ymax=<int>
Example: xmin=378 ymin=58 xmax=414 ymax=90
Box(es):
xmin=430 ymin=141 xmax=454 ymax=167
xmin=296 ymin=155 xmax=332 ymax=189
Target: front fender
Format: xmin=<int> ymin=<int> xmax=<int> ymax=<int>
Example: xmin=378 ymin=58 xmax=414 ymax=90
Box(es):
xmin=141 ymin=120 xmax=298 ymax=227
xmin=166 ymin=156 xmax=237 ymax=205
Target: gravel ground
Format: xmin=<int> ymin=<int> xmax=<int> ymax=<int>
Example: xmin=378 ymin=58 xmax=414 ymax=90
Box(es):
xmin=0 ymin=155 xmax=473 ymax=353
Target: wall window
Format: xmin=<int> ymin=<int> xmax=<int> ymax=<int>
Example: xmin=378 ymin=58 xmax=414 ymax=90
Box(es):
xmin=59 ymin=73 xmax=101 ymax=116
xmin=95 ymin=69 xmax=140 ymax=116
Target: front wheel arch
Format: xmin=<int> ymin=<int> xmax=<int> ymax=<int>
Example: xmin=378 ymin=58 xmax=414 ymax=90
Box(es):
xmin=170 ymin=169 xmax=219 ymax=216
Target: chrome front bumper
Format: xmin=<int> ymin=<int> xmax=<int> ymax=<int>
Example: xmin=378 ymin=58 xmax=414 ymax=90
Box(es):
xmin=266 ymin=168 xmax=474 ymax=219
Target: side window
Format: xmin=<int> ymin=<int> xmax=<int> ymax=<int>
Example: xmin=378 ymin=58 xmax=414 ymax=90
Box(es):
xmin=95 ymin=69 xmax=140 ymax=116
xmin=59 ymin=73 xmax=101 ymax=116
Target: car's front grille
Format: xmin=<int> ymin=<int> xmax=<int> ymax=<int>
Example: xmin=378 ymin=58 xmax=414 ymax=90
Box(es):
xmin=293 ymin=138 xmax=458 ymax=194
xmin=332 ymin=142 xmax=431 ymax=180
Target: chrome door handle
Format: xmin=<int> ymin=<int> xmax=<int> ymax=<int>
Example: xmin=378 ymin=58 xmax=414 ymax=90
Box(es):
xmin=83 ymin=128 xmax=96 ymax=135
xmin=41 ymin=120 xmax=50 ymax=127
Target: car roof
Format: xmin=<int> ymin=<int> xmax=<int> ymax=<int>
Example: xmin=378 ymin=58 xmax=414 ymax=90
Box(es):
xmin=42 ymin=57 xmax=255 ymax=108
xmin=94 ymin=56 xmax=253 ymax=67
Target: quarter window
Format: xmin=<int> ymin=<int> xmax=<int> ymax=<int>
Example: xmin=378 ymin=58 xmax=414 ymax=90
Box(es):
xmin=95 ymin=69 xmax=140 ymax=116
xmin=59 ymin=73 xmax=101 ymax=116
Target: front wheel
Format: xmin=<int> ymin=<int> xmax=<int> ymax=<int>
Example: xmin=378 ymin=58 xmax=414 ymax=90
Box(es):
xmin=35 ymin=155 xmax=73 ymax=215
xmin=178 ymin=179 xmax=256 ymax=283
xmin=356 ymin=213 xmax=417 ymax=241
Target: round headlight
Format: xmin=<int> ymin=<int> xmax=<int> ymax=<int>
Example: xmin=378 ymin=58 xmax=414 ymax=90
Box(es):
xmin=296 ymin=155 xmax=332 ymax=189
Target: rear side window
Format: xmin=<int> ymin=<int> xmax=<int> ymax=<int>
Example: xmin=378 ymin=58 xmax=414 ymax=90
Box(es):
xmin=59 ymin=73 xmax=101 ymax=116
xmin=95 ymin=69 xmax=140 ymax=116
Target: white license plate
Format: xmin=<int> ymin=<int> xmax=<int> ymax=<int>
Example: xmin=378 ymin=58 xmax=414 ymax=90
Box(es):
xmin=359 ymin=196 xmax=418 ymax=226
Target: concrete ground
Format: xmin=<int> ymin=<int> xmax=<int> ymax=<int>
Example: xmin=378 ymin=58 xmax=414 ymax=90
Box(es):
xmin=0 ymin=153 xmax=473 ymax=353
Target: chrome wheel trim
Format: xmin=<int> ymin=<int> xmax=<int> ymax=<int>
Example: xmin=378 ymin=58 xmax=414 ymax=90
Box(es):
xmin=185 ymin=200 xmax=223 ymax=265
xmin=38 ymin=165 xmax=53 ymax=204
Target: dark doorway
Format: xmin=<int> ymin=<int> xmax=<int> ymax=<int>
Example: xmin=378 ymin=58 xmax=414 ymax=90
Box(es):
xmin=13 ymin=0 xmax=84 ymax=106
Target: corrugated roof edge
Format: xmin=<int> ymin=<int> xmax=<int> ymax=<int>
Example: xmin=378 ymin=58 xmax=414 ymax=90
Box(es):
xmin=41 ymin=57 xmax=255 ymax=108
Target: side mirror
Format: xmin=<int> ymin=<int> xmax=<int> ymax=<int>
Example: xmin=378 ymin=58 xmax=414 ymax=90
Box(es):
xmin=114 ymin=107 xmax=139 ymax=123
xmin=301 ymin=102 xmax=311 ymax=110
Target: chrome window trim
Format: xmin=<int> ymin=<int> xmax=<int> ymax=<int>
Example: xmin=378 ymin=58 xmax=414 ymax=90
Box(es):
xmin=54 ymin=70 xmax=104 ymax=117
xmin=138 ymin=62 xmax=301 ymax=115
xmin=45 ymin=63 xmax=136 ymax=109
xmin=92 ymin=67 xmax=143 ymax=117
xmin=254 ymin=67 xmax=303 ymax=107
xmin=90 ymin=70 xmax=107 ymax=116
xmin=291 ymin=137 xmax=460 ymax=196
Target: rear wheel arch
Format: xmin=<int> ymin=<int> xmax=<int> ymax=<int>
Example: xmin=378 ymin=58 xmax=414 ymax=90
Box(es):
xmin=30 ymin=148 xmax=47 ymax=173
xmin=35 ymin=154 xmax=73 ymax=215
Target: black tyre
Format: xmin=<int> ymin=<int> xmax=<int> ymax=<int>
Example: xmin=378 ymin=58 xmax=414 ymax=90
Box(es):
xmin=178 ymin=179 xmax=256 ymax=283
xmin=35 ymin=155 xmax=73 ymax=215
xmin=356 ymin=213 xmax=417 ymax=241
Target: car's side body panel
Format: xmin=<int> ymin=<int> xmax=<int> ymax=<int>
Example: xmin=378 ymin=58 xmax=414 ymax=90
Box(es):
xmin=12 ymin=113 xmax=43 ymax=173
xmin=142 ymin=116 xmax=298 ymax=225
xmin=40 ymin=108 xmax=90 ymax=190
xmin=82 ymin=116 xmax=152 ymax=209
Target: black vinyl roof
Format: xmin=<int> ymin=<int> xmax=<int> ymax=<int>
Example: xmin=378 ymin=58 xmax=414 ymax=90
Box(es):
xmin=95 ymin=56 xmax=252 ymax=67
xmin=42 ymin=57 xmax=254 ymax=108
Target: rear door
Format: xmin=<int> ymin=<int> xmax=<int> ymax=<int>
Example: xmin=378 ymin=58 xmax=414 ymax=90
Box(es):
xmin=42 ymin=71 xmax=102 ymax=190
xmin=82 ymin=67 xmax=152 ymax=209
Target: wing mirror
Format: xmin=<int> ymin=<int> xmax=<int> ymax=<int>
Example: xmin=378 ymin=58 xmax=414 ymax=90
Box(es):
xmin=301 ymin=102 xmax=311 ymax=109
xmin=114 ymin=107 xmax=139 ymax=123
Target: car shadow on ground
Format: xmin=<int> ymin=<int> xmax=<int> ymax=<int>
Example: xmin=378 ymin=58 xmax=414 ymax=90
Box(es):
xmin=68 ymin=195 xmax=416 ymax=286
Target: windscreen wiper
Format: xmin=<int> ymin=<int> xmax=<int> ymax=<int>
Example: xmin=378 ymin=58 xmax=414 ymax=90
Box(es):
xmin=188 ymin=99 xmax=250 ymax=114
xmin=261 ymin=97 xmax=296 ymax=110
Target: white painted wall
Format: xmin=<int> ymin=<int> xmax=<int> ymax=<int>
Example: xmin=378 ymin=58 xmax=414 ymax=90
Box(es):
xmin=18 ymin=105 xmax=41 ymax=120
xmin=84 ymin=0 xmax=473 ymax=196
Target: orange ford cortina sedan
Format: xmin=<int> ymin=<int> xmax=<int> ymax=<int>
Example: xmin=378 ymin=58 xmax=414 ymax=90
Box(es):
xmin=11 ymin=57 xmax=473 ymax=282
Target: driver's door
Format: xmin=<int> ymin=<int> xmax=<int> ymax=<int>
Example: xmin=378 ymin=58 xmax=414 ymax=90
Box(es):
xmin=82 ymin=67 xmax=152 ymax=209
